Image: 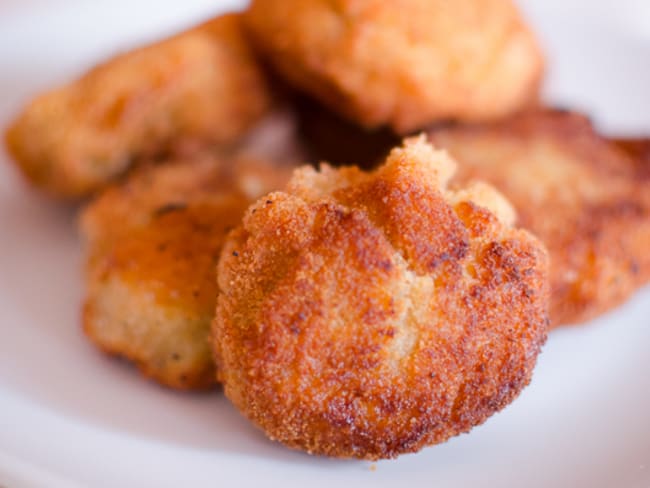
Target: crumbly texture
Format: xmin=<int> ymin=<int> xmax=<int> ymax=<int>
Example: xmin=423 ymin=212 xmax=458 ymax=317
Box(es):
xmin=81 ymin=155 xmax=293 ymax=389
xmin=213 ymin=138 xmax=549 ymax=459
xmin=428 ymin=110 xmax=650 ymax=327
xmin=5 ymin=14 xmax=272 ymax=198
xmin=245 ymin=0 xmax=543 ymax=133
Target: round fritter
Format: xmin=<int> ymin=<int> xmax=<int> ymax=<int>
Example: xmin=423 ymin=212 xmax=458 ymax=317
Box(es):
xmin=213 ymin=138 xmax=549 ymax=459
xmin=5 ymin=14 xmax=272 ymax=198
xmin=81 ymin=155 xmax=293 ymax=389
xmin=245 ymin=0 xmax=543 ymax=133
xmin=428 ymin=110 xmax=650 ymax=326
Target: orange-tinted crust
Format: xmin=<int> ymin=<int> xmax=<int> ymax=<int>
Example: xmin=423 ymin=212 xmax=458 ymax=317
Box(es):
xmin=245 ymin=0 xmax=543 ymax=133
xmin=428 ymin=109 xmax=650 ymax=327
xmin=213 ymin=139 xmax=549 ymax=459
xmin=81 ymin=155 xmax=294 ymax=389
xmin=610 ymin=138 xmax=650 ymax=180
xmin=5 ymin=14 xmax=272 ymax=198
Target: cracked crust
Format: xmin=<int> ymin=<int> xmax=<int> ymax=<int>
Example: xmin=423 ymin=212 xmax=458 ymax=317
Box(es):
xmin=81 ymin=155 xmax=293 ymax=389
xmin=428 ymin=109 xmax=650 ymax=326
xmin=5 ymin=14 xmax=272 ymax=198
xmin=213 ymin=138 xmax=549 ymax=458
xmin=245 ymin=0 xmax=543 ymax=133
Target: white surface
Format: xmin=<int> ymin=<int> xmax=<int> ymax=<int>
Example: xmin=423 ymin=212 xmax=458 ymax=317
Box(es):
xmin=0 ymin=1 xmax=649 ymax=487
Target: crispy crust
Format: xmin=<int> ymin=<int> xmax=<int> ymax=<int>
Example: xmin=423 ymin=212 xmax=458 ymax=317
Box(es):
xmin=213 ymin=138 xmax=549 ymax=459
xmin=428 ymin=110 xmax=650 ymax=327
xmin=5 ymin=14 xmax=272 ymax=198
xmin=81 ymin=155 xmax=293 ymax=389
xmin=245 ymin=0 xmax=543 ymax=133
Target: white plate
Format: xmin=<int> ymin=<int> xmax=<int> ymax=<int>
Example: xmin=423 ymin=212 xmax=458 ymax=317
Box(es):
xmin=1 ymin=1 xmax=649 ymax=487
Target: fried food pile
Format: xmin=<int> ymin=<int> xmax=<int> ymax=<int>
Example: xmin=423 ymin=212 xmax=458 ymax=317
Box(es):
xmin=4 ymin=0 xmax=649 ymax=461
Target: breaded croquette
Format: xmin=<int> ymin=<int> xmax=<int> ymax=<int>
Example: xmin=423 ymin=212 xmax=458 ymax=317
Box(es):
xmin=6 ymin=14 xmax=272 ymax=198
xmin=213 ymin=138 xmax=549 ymax=459
xmin=81 ymin=155 xmax=294 ymax=389
xmin=245 ymin=0 xmax=543 ymax=133
xmin=428 ymin=110 xmax=650 ymax=327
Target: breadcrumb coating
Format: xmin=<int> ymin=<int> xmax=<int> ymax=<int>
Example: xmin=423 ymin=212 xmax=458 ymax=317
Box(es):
xmin=6 ymin=14 xmax=272 ymax=198
xmin=214 ymin=138 xmax=549 ymax=458
xmin=81 ymin=155 xmax=293 ymax=389
xmin=429 ymin=109 xmax=650 ymax=326
xmin=245 ymin=0 xmax=543 ymax=133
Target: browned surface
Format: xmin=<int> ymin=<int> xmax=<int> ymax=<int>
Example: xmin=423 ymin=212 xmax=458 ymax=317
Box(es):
xmin=428 ymin=110 xmax=650 ymax=327
xmin=81 ymin=155 xmax=294 ymax=389
xmin=245 ymin=0 xmax=543 ymax=133
xmin=5 ymin=14 xmax=272 ymax=198
xmin=214 ymin=139 xmax=549 ymax=459
xmin=611 ymin=138 xmax=650 ymax=180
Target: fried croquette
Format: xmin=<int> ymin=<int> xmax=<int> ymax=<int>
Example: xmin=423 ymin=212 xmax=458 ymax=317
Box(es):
xmin=81 ymin=155 xmax=294 ymax=389
xmin=245 ymin=0 xmax=543 ymax=133
xmin=213 ymin=138 xmax=549 ymax=459
xmin=5 ymin=14 xmax=272 ymax=198
xmin=428 ymin=110 xmax=650 ymax=327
